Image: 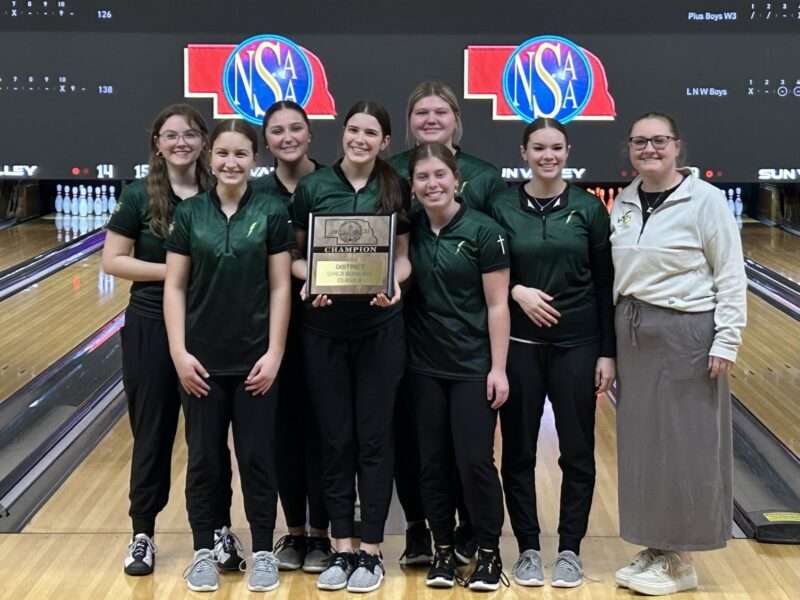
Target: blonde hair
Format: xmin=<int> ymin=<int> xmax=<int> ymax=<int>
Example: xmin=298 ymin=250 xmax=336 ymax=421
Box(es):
xmin=405 ymin=81 xmax=463 ymax=147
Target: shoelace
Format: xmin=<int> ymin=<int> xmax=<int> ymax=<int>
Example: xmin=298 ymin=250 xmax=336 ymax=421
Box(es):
xmin=355 ymin=551 xmax=383 ymax=574
xmin=306 ymin=536 xmax=331 ymax=554
xmin=129 ymin=536 xmax=157 ymax=561
xmin=631 ymin=548 xmax=659 ymax=568
xmin=252 ymin=552 xmax=279 ymax=575
xmin=183 ymin=552 xmax=218 ymax=580
xmin=546 ymin=554 xmax=602 ymax=584
xmin=327 ymin=552 xmax=354 ymax=571
xmin=648 ymin=552 xmax=686 ymax=577
xmin=465 ymin=552 xmax=510 ymax=588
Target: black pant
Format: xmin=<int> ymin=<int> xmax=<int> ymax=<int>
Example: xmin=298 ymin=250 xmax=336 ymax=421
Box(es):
xmin=410 ymin=373 xmax=504 ymax=549
xmin=276 ymin=289 xmax=328 ymax=531
xmin=121 ymin=309 xmax=233 ymax=536
xmin=183 ymin=376 xmax=279 ymax=552
xmin=393 ymin=376 xmax=426 ymax=524
xmin=500 ymin=341 xmax=599 ymax=554
xmin=304 ymin=316 xmax=405 ymax=544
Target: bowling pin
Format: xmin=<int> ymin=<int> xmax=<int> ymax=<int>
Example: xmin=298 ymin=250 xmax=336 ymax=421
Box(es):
xmin=101 ymin=185 xmax=108 ymax=213
xmin=55 ymin=184 xmax=63 ymax=213
xmin=71 ymin=187 xmax=80 ymax=216
xmin=78 ymin=187 xmax=88 ymax=217
xmin=93 ymin=186 xmax=103 ymax=216
xmin=734 ymin=187 xmax=743 ymax=217
xmin=108 ymin=185 xmax=117 ymax=214
xmin=62 ymin=186 xmax=71 ymax=214
xmin=726 ymin=189 xmax=735 ymax=215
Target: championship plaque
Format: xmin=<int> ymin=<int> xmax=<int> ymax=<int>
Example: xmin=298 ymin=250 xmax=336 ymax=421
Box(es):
xmin=307 ymin=213 xmax=397 ymax=297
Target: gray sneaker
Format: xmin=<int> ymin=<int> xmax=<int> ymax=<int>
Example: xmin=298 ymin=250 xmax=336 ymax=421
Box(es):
xmin=317 ymin=552 xmax=355 ymax=591
xmin=512 ymin=549 xmax=544 ymax=586
xmin=248 ymin=551 xmax=280 ymax=592
xmin=303 ymin=536 xmax=333 ymax=573
xmin=183 ymin=549 xmax=219 ymax=592
xmin=347 ymin=551 xmax=385 ymax=593
xmin=274 ymin=534 xmax=305 ymax=570
xmin=551 ymin=550 xmax=583 ymax=588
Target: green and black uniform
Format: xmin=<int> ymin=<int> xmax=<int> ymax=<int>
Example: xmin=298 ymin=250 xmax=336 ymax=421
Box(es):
xmin=406 ymin=202 xmax=508 ymax=548
xmin=491 ymin=183 xmax=615 ymax=555
xmin=107 ymin=178 xmax=231 ymax=538
xmin=252 ymin=166 xmax=329 ymax=534
xmin=291 ymin=161 xmax=408 ymax=544
xmin=166 ymin=184 xmax=294 ymax=552
xmin=389 ymin=147 xmax=506 ymax=214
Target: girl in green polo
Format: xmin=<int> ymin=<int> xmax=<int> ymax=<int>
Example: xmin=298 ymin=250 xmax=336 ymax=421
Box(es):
xmin=490 ymin=118 xmax=615 ymax=589
xmin=164 ymin=120 xmax=293 ymax=593
xmin=388 ymin=81 xmax=507 ymax=565
xmin=291 ymin=100 xmax=410 ymax=594
xmin=406 ymin=143 xmax=510 ymax=592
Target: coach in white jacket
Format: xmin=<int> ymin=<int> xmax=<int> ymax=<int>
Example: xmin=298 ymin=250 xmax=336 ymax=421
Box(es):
xmin=609 ymin=112 xmax=747 ymax=597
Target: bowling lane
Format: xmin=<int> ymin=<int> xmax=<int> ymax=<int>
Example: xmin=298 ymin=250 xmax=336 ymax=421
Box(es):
xmin=0 ymin=251 xmax=129 ymax=404
xmin=741 ymin=222 xmax=800 ymax=284
xmin=0 ymin=214 xmax=105 ymax=274
xmin=732 ymin=292 xmax=800 ymax=457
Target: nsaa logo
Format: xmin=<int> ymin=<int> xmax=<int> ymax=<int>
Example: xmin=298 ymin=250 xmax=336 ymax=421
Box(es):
xmin=185 ymin=34 xmax=336 ymax=122
xmin=465 ymin=35 xmax=615 ymax=123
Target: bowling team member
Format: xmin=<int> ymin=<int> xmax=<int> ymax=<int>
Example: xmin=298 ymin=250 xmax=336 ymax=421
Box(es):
xmin=291 ymin=100 xmax=410 ymax=593
xmin=389 ymin=81 xmax=507 ymax=565
xmin=491 ymin=118 xmax=615 ymax=588
xmin=164 ymin=120 xmax=293 ymax=593
xmin=406 ymin=143 xmax=509 ymax=592
xmin=102 ymin=104 xmax=242 ymax=576
xmin=611 ymin=113 xmax=746 ymax=596
xmin=253 ymin=101 xmax=332 ymax=574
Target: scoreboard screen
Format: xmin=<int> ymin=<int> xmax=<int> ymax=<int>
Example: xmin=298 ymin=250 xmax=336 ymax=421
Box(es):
xmin=0 ymin=0 xmax=798 ymax=183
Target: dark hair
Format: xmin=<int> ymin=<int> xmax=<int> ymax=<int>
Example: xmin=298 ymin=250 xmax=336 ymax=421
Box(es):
xmin=521 ymin=117 xmax=569 ymax=147
xmin=405 ymin=81 xmax=463 ymax=146
xmin=408 ymin=143 xmax=460 ymax=181
xmin=343 ymin=100 xmax=405 ymax=215
xmin=627 ymin=111 xmax=685 ymax=165
xmin=147 ymin=104 xmax=213 ymax=239
xmin=209 ymin=119 xmax=259 ymax=155
xmin=261 ymin=100 xmax=311 ymax=143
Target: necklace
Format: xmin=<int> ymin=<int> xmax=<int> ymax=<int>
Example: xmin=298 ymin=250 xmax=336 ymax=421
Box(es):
xmin=528 ymin=193 xmax=561 ymax=213
xmin=639 ymin=188 xmax=669 ymax=214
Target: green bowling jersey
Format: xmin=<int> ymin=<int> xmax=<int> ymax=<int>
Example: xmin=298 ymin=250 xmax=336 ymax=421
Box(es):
xmin=106 ymin=178 xmax=180 ymax=320
xmin=491 ymin=183 xmax=615 ymax=356
xmin=389 ymin=147 xmax=506 ymax=214
xmin=407 ymin=202 xmax=509 ymax=379
xmin=251 ymin=159 xmax=323 ymax=205
xmin=291 ymin=161 xmax=410 ymax=338
xmin=165 ymin=185 xmax=294 ymax=375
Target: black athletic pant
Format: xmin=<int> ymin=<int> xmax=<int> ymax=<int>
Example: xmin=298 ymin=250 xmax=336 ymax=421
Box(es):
xmin=276 ymin=284 xmax=329 ymax=531
xmin=183 ymin=376 xmax=279 ymax=552
xmin=304 ymin=316 xmax=405 ymax=544
xmin=393 ymin=376 xmax=426 ymax=524
xmin=121 ymin=309 xmax=233 ymax=537
xmin=501 ymin=341 xmax=599 ymax=555
xmin=410 ymin=373 xmax=504 ymax=549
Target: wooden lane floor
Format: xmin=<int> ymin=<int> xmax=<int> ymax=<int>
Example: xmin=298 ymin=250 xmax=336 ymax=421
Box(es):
xmin=0 ymin=214 xmax=104 ymax=274
xmin=18 ymin=394 xmax=800 ymax=598
xmin=0 ymin=251 xmax=129 ymax=404
xmin=741 ymin=222 xmax=800 ymax=283
xmin=731 ymin=292 xmax=800 ymax=456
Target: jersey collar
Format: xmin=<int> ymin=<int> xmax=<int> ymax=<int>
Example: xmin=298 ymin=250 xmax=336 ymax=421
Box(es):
xmin=333 ymin=158 xmax=379 ymax=192
xmin=422 ymin=198 xmax=467 ymax=235
xmin=272 ymin=158 xmax=321 ymax=196
xmin=518 ymin=182 xmax=571 ymax=215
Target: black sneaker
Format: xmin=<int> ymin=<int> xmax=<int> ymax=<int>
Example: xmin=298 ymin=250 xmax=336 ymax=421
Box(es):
xmin=454 ymin=523 xmax=477 ymax=565
xmin=467 ymin=548 xmax=510 ymax=592
xmin=273 ymin=534 xmax=306 ymax=571
xmin=399 ymin=521 xmax=434 ymax=566
xmin=425 ymin=546 xmax=457 ymax=588
xmin=303 ymin=535 xmax=333 ymax=573
xmin=214 ymin=526 xmax=245 ymax=571
xmin=124 ymin=533 xmax=156 ymax=576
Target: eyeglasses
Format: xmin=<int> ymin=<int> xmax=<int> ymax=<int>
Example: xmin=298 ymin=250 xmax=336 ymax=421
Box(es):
xmin=157 ymin=130 xmax=202 ymax=144
xmin=628 ymin=135 xmax=678 ymax=150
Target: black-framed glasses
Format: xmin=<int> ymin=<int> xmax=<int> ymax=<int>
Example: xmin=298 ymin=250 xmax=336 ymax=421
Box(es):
xmin=157 ymin=129 xmax=202 ymax=144
xmin=628 ymin=135 xmax=678 ymax=150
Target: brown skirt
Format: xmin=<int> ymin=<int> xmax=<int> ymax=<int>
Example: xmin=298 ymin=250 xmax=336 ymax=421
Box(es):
xmin=615 ymin=297 xmax=732 ymax=551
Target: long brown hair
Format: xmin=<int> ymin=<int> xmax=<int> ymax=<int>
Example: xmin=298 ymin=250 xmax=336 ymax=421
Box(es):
xmin=147 ymin=104 xmax=213 ymax=238
xmin=343 ymin=100 xmax=405 ymax=216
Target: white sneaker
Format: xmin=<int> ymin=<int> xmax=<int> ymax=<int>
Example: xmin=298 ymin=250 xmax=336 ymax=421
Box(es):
xmin=123 ymin=533 xmax=156 ymax=576
xmin=615 ymin=548 xmax=659 ymax=587
xmin=627 ymin=552 xmax=698 ymax=596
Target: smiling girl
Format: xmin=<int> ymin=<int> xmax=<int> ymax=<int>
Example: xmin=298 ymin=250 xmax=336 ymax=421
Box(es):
xmin=164 ymin=119 xmax=293 ymax=593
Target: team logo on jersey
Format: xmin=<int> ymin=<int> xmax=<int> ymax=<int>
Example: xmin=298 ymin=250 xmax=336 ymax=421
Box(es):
xmin=464 ymin=35 xmax=616 ymax=123
xmin=184 ymin=34 xmax=336 ymax=123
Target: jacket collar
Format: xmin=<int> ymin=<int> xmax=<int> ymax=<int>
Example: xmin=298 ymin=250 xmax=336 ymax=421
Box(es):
xmin=618 ymin=167 xmax=696 ymax=210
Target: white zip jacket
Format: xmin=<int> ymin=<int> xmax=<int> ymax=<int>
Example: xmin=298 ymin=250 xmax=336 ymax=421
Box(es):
xmin=610 ymin=168 xmax=747 ymax=362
